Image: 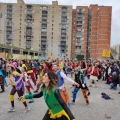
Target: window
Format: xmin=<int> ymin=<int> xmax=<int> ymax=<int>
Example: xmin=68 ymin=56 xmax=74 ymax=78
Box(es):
xmin=20 ymin=6 xmax=22 ymax=8
xmin=52 ymin=32 xmax=53 ymax=35
xmin=20 ymin=14 xmax=22 ymax=17
xmin=52 ymin=28 xmax=53 ymax=31
xmin=20 ymin=22 xmax=21 ymax=25
xmin=19 ymin=43 xmax=21 ymax=46
xmin=51 ymin=36 xmax=53 ymax=39
xmin=19 ymin=35 xmax=21 ymax=38
xmin=52 ymin=20 xmax=54 ymax=22
xmin=20 ymin=18 xmax=21 ymax=21
xmin=52 ymin=24 xmax=53 ymax=27
xmin=19 ymin=31 xmax=21 ymax=34
xmin=19 ymin=39 xmax=21 ymax=42
xmin=52 ymin=15 xmax=54 ymax=18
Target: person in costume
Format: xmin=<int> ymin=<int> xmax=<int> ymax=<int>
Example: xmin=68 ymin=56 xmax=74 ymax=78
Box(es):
xmin=52 ymin=64 xmax=79 ymax=106
xmin=71 ymin=62 xmax=90 ymax=105
xmin=34 ymin=65 xmax=44 ymax=93
xmin=26 ymin=60 xmax=36 ymax=85
xmin=0 ymin=68 xmax=8 ymax=92
xmin=24 ymin=71 xmax=75 ymax=120
xmin=7 ymin=62 xmax=29 ymax=113
xmin=21 ymin=67 xmax=34 ymax=103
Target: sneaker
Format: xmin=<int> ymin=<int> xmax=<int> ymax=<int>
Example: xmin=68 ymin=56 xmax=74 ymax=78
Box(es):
xmin=23 ymin=107 xmax=30 ymax=113
xmin=28 ymin=98 xmax=34 ymax=103
xmin=71 ymin=100 xmax=75 ymax=105
xmin=8 ymin=107 xmax=15 ymax=112
xmin=34 ymin=90 xmax=38 ymax=93
xmin=86 ymin=103 xmax=89 ymax=106
xmin=87 ymin=92 xmax=90 ymax=96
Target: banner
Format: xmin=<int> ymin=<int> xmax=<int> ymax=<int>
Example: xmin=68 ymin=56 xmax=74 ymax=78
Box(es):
xmin=102 ymin=50 xmax=110 ymax=58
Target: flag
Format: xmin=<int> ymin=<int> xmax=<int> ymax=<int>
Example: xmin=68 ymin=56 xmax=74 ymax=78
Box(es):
xmin=102 ymin=50 xmax=110 ymax=57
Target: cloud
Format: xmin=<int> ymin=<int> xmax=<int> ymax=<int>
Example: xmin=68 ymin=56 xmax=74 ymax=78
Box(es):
xmin=1 ymin=0 xmax=120 ymax=46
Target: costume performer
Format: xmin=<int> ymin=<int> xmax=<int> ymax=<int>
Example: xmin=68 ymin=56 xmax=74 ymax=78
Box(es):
xmin=0 ymin=69 xmax=8 ymax=92
xmin=21 ymin=67 xmax=34 ymax=103
xmin=72 ymin=65 xmax=90 ymax=105
xmin=24 ymin=71 xmax=75 ymax=120
xmin=7 ymin=62 xmax=29 ymax=113
xmin=26 ymin=60 xmax=36 ymax=85
xmin=53 ymin=64 xmax=79 ymax=106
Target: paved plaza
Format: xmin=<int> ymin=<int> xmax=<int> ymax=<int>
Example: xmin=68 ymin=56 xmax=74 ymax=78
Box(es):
xmin=0 ymin=77 xmax=120 ymax=120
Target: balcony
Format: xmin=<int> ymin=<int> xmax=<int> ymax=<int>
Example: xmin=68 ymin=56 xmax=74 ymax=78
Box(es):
xmin=77 ymin=28 xmax=82 ymax=31
xmin=41 ymin=25 xmax=47 ymax=29
xmin=26 ymin=42 xmax=31 ymax=45
xmin=7 ymin=15 xmax=12 ymax=18
xmin=41 ymin=34 xmax=47 ymax=37
xmin=61 ymin=26 xmax=67 ymax=29
xmin=61 ymin=30 xmax=66 ymax=33
xmin=26 ymin=16 xmax=32 ymax=20
xmin=76 ymin=34 xmax=82 ymax=37
xmin=7 ymin=12 xmax=12 ymax=15
xmin=6 ymin=22 xmax=12 ymax=26
xmin=42 ymin=16 xmax=48 ymax=19
xmin=77 ymin=9 xmax=83 ymax=13
xmin=77 ymin=17 xmax=83 ymax=21
xmin=41 ymin=29 xmax=47 ymax=32
xmin=41 ymin=38 xmax=47 ymax=41
xmin=7 ymin=6 xmax=13 ymax=10
xmin=61 ymin=14 xmax=67 ymax=17
xmin=60 ymin=39 xmax=66 ymax=42
xmin=26 ymin=10 xmax=34 ymax=15
xmin=42 ymin=7 xmax=48 ymax=11
xmin=61 ymin=34 xmax=66 ymax=37
xmin=76 ymin=43 xmax=83 ymax=46
xmin=41 ymin=41 xmax=47 ymax=45
xmin=26 ymin=45 xmax=31 ymax=49
xmin=26 ymin=37 xmax=32 ymax=40
xmin=42 ymin=11 xmax=48 ymax=15
xmin=6 ymin=40 xmax=12 ymax=44
xmin=26 ymin=23 xmax=32 ymax=27
xmin=26 ymin=31 xmax=32 ymax=36
xmin=75 ymin=49 xmax=81 ymax=53
xmin=61 ymin=9 xmax=67 ymax=12
xmin=6 ymin=27 xmax=12 ymax=31
xmin=41 ymin=20 xmax=48 ymax=23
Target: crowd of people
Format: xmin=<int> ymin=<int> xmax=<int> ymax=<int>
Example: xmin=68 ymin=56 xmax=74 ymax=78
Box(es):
xmin=0 ymin=58 xmax=120 ymax=120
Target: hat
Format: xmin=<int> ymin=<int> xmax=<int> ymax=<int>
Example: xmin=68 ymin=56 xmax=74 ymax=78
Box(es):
xmin=11 ymin=62 xmax=17 ymax=68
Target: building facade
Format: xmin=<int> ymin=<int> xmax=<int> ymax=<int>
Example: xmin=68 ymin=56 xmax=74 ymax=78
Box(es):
xmin=111 ymin=44 xmax=120 ymax=60
xmin=0 ymin=1 xmax=112 ymax=59
xmin=0 ymin=0 xmax=72 ymax=59
xmin=71 ymin=4 xmax=112 ymax=59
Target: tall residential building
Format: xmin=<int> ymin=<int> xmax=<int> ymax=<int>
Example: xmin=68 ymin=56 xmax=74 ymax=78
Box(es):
xmin=71 ymin=5 xmax=112 ymax=59
xmin=111 ymin=44 xmax=120 ymax=60
xmin=71 ymin=6 xmax=88 ymax=58
xmin=0 ymin=0 xmax=72 ymax=59
xmin=87 ymin=5 xmax=112 ymax=59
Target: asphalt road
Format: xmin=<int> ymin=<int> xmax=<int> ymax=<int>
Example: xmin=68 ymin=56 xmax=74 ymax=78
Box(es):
xmin=0 ymin=76 xmax=120 ymax=120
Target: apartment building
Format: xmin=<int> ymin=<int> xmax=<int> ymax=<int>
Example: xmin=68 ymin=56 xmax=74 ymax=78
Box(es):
xmin=0 ymin=0 xmax=72 ymax=59
xmin=111 ymin=44 xmax=120 ymax=60
xmin=71 ymin=5 xmax=112 ymax=59
xmin=71 ymin=6 xmax=88 ymax=58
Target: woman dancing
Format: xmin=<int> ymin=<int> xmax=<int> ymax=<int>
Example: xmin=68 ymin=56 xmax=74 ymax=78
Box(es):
xmin=24 ymin=71 xmax=75 ymax=120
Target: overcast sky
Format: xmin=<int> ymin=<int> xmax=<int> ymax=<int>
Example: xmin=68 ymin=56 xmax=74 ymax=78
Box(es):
xmin=0 ymin=0 xmax=120 ymax=46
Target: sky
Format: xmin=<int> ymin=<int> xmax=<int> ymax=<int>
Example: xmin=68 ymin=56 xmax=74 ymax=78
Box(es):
xmin=0 ymin=0 xmax=120 ymax=46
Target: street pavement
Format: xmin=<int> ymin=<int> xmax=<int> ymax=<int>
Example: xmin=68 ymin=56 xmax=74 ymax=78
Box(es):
xmin=0 ymin=76 xmax=120 ymax=120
